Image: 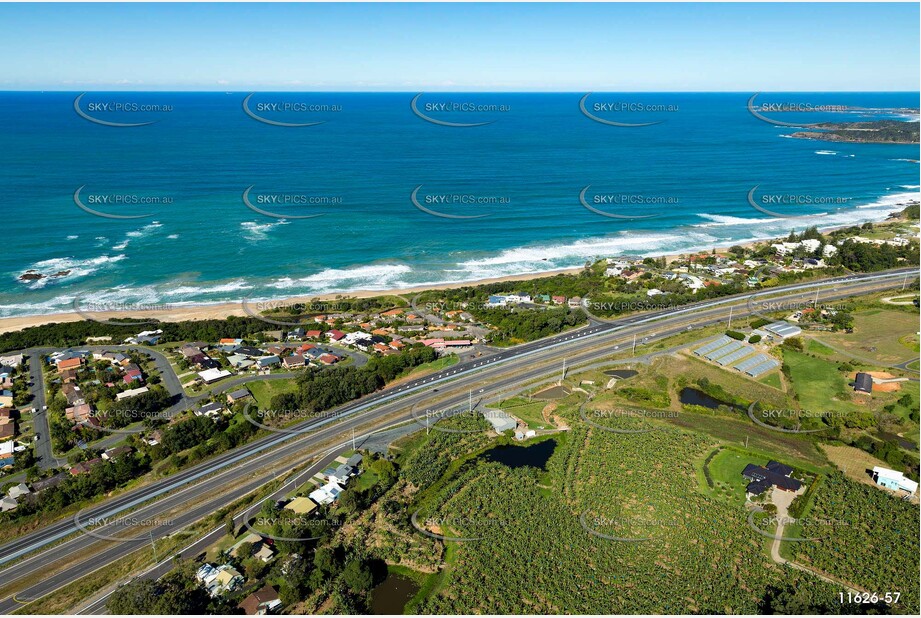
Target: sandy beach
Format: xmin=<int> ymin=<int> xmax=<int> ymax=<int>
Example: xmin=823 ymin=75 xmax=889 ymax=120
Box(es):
xmin=1 ymin=219 xmax=914 ymax=336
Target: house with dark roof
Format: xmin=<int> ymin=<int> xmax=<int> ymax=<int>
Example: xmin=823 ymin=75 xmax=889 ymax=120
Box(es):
xmin=238 ymin=584 xmax=281 ymax=615
xmin=853 ymin=372 xmax=873 ymax=394
xmin=742 ymin=461 xmax=802 ymax=496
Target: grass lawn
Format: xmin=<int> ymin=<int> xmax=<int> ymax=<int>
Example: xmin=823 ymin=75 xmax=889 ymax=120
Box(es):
xmin=497 ymin=396 xmax=553 ymax=429
xmin=703 ymin=448 xmax=769 ymax=504
xmin=247 ymin=379 xmax=299 ymax=408
xmin=758 ymin=372 xmax=783 ymax=389
xmin=810 ymin=308 xmax=919 ymax=365
xmin=782 ymin=349 xmax=861 ymax=417
xmin=392 ymin=356 xmax=459 ymax=384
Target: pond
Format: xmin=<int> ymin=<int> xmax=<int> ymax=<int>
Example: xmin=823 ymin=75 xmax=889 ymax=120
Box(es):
xmin=370 ymin=573 xmax=420 ymax=615
xmin=603 ymin=369 xmax=638 ymax=379
xmin=481 ymin=438 xmax=557 ymax=470
xmin=679 ymin=387 xmax=741 ymax=411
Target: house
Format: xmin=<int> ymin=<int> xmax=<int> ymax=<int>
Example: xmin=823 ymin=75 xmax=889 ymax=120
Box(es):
xmin=742 ymin=461 xmax=802 ymax=496
xmin=0 ymin=421 xmax=16 ymax=442
xmin=345 ymin=453 xmax=363 ymax=468
xmin=0 ymin=496 xmax=17 ymax=512
xmin=284 ymin=496 xmax=318 ymax=515
xmin=229 ymin=532 xmax=264 ymax=558
xmin=196 ymin=563 xmax=244 ymax=598
xmin=568 ymin=296 xmax=582 ymax=308
xmin=282 ymin=354 xmax=306 ymax=369
xmin=62 ymin=384 xmax=85 ymax=405
xmin=871 ymin=467 xmax=918 ymax=496
xmin=102 ymin=445 xmax=133 ymax=461
xmin=123 ymin=369 xmax=144 ymax=384
xmin=65 ymin=403 xmax=94 ymax=423
xmin=853 ymin=372 xmax=873 ymax=395
xmin=316 ymin=353 xmax=340 ymax=365
xmin=56 ymin=357 xmax=83 ymax=372
xmin=305 ymin=329 xmax=323 ymax=339
xmin=60 ymin=369 xmax=78 ymax=384
xmin=226 ymin=388 xmax=252 ymax=405
xmin=487 ymin=295 xmax=507 ymax=307
xmin=70 ymin=458 xmax=103 ymax=476
xmin=325 ymin=464 xmax=356 ymax=485
xmin=309 ymin=481 xmax=344 ymax=506
xmin=239 ymin=585 xmax=282 ymax=615
xmin=7 ymin=482 xmax=30 ymax=499
xmin=196 ymin=402 xmax=225 ymax=417
xmin=256 ymin=356 xmax=281 ymax=369
xmin=31 ymin=472 xmax=67 ymax=492
xmin=0 ymin=390 xmax=13 ymax=408
xmin=116 ymin=386 xmax=150 ymax=401
xmin=199 ymin=368 xmax=232 ymax=383
xmin=227 ymin=354 xmax=254 ymax=369
xmin=325 ymin=329 xmax=345 ymax=341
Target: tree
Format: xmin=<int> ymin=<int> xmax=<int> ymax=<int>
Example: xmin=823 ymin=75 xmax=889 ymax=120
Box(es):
xmin=342 ymin=558 xmax=374 ymax=593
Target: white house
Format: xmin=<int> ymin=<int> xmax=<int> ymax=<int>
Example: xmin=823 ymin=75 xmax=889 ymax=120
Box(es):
xmin=309 ymin=481 xmax=344 ymax=506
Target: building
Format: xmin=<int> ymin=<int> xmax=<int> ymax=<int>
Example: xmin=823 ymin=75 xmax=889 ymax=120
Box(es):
xmin=763 ymin=321 xmax=803 ymax=340
xmin=0 ymin=496 xmax=17 ymax=512
xmin=742 ymin=461 xmax=802 ymax=496
xmin=227 ymin=388 xmax=252 ymax=405
xmin=102 ymin=446 xmax=133 ymax=461
xmin=853 ymin=372 xmax=873 ymax=394
xmin=196 ymin=402 xmax=225 ymax=417
xmin=116 ymin=386 xmax=150 ymax=401
xmin=7 ymin=482 xmax=30 ymax=499
xmin=482 ymin=408 xmax=517 ymax=433
xmin=199 ymin=368 xmax=232 ymax=383
xmin=70 ymin=458 xmax=103 ymax=476
xmin=196 ymin=563 xmax=244 ymax=597
xmin=284 ymin=496 xmax=318 ymax=515
xmin=309 ymin=481 xmax=343 ymax=506
xmin=238 ymin=585 xmax=282 ymax=615
xmin=282 ymin=354 xmax=306 ymax=369
xmin=871 ymin=467 xmax=918 ymax=496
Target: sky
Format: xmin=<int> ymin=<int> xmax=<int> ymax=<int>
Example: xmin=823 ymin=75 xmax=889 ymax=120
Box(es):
xmin=0 ymin=2 xmax=918 ymax=91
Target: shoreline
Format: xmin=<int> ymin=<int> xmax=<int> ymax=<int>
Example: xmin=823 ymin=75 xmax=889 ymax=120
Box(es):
xmin=1 ymin=216 xmax=916 ymax=336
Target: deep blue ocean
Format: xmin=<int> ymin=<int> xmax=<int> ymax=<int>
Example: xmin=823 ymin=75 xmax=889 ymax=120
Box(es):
xmin=0 ymin=91 xmax=918 ymax=317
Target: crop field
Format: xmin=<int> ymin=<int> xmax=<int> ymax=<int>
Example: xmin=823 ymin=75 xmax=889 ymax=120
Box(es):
xmin=411 ymin=418 xmax=855 ymax=614
xmin=788 ymin=473 xmax=920 ymax=609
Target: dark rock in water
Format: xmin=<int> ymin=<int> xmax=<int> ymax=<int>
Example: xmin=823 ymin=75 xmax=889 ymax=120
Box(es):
xmin=50 ymin=270 xmax=71 ymax=278
xmin=19 ymin=271 xmax=44 ymax=281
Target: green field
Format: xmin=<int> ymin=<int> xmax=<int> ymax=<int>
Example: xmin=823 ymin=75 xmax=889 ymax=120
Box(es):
xmin=246 ymin=379 xmax=299 ymax=408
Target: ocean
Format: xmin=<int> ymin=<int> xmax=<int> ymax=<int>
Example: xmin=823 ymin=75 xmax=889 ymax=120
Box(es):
xmin=0 ymin=91 xmax=918 ymax=318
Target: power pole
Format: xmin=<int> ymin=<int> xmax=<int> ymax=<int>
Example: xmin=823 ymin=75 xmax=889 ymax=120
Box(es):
xmin=351 ymin=428 xmax=356 ymax=451
xmin=813 ymin=288 xmax=819 ymax=308
xmin=902 ymin=274 xmax=908 ymax=290
xmin=727 ymin=305 xmax=733 ymax=329
xmin=149 ymin=529 xmax=159 ymax=564
xmin=632 ymin=334 xmax=637 ymax=356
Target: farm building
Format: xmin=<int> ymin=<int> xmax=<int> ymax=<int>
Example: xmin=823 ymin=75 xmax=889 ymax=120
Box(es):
xmin=872 ymin=467 xmax=918 ymax=496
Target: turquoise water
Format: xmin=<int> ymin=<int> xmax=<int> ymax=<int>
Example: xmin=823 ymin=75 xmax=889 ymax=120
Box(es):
xmin=0 ymin=92 xmax=917 ymax=317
